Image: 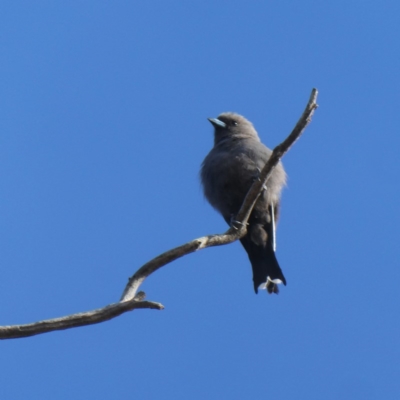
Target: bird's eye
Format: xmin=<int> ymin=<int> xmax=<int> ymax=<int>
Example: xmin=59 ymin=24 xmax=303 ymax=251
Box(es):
xmin=232 ymin=121 xmax=238 ymax=126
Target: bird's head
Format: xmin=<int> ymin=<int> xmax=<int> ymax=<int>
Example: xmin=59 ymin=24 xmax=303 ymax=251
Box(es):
xmin=208 ymin=112 xmax=259 ymax=144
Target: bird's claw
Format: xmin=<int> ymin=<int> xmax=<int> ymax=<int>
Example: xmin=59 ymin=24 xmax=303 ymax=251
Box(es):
xmin=230 ymin=219 xmax=248 ymax=230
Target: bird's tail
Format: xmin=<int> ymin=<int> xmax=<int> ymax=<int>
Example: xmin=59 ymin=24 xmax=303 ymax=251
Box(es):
xmin=240 ymin=236 xmax=286 ymax=294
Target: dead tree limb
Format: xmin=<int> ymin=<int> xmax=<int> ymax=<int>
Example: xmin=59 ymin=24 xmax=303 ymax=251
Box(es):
xmin=0 ymin=88 xmax=318 ymax=339
xmin=0 ymin=292 xmax=163 ymax=339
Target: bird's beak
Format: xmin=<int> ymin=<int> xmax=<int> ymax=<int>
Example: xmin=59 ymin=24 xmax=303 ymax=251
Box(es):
xmin=208 ymin=117 xmax=226 ymax=128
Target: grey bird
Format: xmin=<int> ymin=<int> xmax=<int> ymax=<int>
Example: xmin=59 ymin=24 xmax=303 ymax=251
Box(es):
xmin=201 ymin=113 xmax=287 ymax=294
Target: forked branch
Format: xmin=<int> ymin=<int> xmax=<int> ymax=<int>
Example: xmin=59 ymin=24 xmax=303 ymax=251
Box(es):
xmin=0 ymin=89 xmax=318 ymax=339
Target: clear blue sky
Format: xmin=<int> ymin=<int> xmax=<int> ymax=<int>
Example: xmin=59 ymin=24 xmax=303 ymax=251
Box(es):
xmin=0 ymin=2 xmax=399 ymax=399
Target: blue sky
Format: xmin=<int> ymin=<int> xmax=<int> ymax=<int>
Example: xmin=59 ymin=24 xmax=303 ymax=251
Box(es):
xmin=0 ymin=1 xmax=399 ymax=399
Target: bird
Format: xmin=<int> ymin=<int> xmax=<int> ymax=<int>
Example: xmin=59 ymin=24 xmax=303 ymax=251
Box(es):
xmin=201 ymin=112 xmax=287 ymax=294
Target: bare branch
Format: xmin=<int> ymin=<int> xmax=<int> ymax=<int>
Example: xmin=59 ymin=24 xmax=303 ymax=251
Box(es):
xmin=120 ymin=231 xmax=245 ymax=301
xmin=0 ymin=89 xmax=318 ymax=339
xmin=0 ymin=292 xmax=163 ymax=339
xmin=234 ymin=88 xmax=319 ymax=225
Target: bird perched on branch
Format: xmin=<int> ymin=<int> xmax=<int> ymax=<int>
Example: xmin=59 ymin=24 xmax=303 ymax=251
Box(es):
xmin=201 ymin=113 xmax=287 ymax=294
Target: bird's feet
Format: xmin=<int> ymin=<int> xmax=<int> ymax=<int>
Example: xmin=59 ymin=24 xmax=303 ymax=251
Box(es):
xmin=230 ymin=217 xmax=248 ymax=231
